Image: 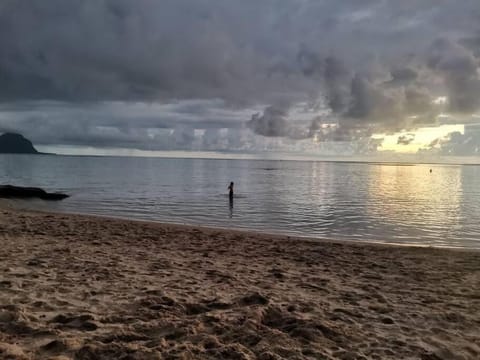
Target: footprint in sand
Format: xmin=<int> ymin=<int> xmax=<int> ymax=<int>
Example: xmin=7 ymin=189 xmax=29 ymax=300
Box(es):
xmin=50 ymin=314 xmax=98 ymax=331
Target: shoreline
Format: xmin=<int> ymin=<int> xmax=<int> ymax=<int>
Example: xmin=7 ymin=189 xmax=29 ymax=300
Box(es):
xmin=0 ymin=206 xmax=479 ymax=359
xmin=3 ymin=200 xmax=477 ymax=252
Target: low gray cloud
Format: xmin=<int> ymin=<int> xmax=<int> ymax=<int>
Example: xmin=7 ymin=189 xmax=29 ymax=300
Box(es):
xmin=247 ymin=106 xmax=291 ymax=138
xmin=0 ymin=100 xmax=253 ymax=150
xmin=422 ymin=124 xmax=480 ymax=156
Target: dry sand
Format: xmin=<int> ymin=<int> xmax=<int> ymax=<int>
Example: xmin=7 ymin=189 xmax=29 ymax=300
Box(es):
xmin=0 ymin=206 xmax=479 ymax=360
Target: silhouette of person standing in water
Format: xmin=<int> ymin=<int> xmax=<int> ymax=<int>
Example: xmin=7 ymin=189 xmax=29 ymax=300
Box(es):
xmin=228 ymin=182 xmax=234 ymax=200
xmin=228 ymin=182 xmax=234 ymax=218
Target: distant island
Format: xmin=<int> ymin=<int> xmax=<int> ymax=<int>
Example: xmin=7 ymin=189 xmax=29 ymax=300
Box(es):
xmin=0 ymin=132 xmax=40 ymax=154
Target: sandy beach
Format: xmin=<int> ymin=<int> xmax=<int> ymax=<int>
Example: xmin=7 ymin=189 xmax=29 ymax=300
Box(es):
xmin=0 ymin=207 xmax=479 ymax=360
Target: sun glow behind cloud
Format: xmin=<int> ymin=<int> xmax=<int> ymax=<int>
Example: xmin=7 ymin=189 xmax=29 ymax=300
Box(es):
xmin=373 ymin=124 xmax=464 ymax=154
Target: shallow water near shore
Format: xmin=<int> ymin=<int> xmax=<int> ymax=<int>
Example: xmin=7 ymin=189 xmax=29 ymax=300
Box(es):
xmin=1 ymin=154 xmax=480 ymax=249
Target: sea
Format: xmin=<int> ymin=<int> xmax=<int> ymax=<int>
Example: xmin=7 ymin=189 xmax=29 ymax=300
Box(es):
xmin=1 ymin=154 xmax=479 ymax=249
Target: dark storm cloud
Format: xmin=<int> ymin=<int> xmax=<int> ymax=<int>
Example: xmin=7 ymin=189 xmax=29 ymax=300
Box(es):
xmin=384 ymin=68 xmax=418 ymax=87
xmin=324 ymin=57 xmax=353 ymax=114
xmin=1 ymin=0 xmax=478 ymax=104
xmin=0 ymin=0 xmax=319 ymax=105
xmin=427 ymin=38 xmax=480 ymax=114
xmin=460 ymin=32 xmax=480 ymax=57
xmin=1 ymin=0 xmax=480 ymax=150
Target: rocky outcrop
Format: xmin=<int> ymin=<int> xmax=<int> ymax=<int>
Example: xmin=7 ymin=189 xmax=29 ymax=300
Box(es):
xmin=0 ymin=133 xmax=39 ymax=154
xmin=0 ymin=185 xmax=69 ymax=200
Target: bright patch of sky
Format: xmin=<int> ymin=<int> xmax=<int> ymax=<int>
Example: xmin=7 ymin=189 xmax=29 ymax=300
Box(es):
xmin=374 ymin=125 xmax=465 ymax=153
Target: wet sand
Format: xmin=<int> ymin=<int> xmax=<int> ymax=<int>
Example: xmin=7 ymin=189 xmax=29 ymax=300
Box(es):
xmin=0 ymin=206 xmax=479 ymax=359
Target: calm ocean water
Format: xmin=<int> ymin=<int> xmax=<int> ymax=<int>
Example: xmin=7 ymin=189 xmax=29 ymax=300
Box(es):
xmin=1 ymin=154 xmax=479 ymax=249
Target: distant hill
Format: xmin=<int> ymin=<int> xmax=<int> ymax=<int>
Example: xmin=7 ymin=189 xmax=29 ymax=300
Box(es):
xmin=0 ymin=133 xmax=39 ymax=154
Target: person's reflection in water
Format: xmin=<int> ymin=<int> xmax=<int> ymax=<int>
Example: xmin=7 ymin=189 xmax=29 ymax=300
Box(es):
xmin=228 ymin=182 xmax=234 ymax=218
xmin=229 ymin=195 xmax=234 ymax=218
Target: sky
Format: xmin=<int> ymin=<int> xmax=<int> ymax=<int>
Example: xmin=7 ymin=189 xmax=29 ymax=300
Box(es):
xmin=1 ymin=0 xmax=480 ymax=161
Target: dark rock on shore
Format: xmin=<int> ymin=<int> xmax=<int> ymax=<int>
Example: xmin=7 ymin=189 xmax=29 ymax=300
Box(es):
xmin=0 ymin=185 xmax=69 ymax=201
